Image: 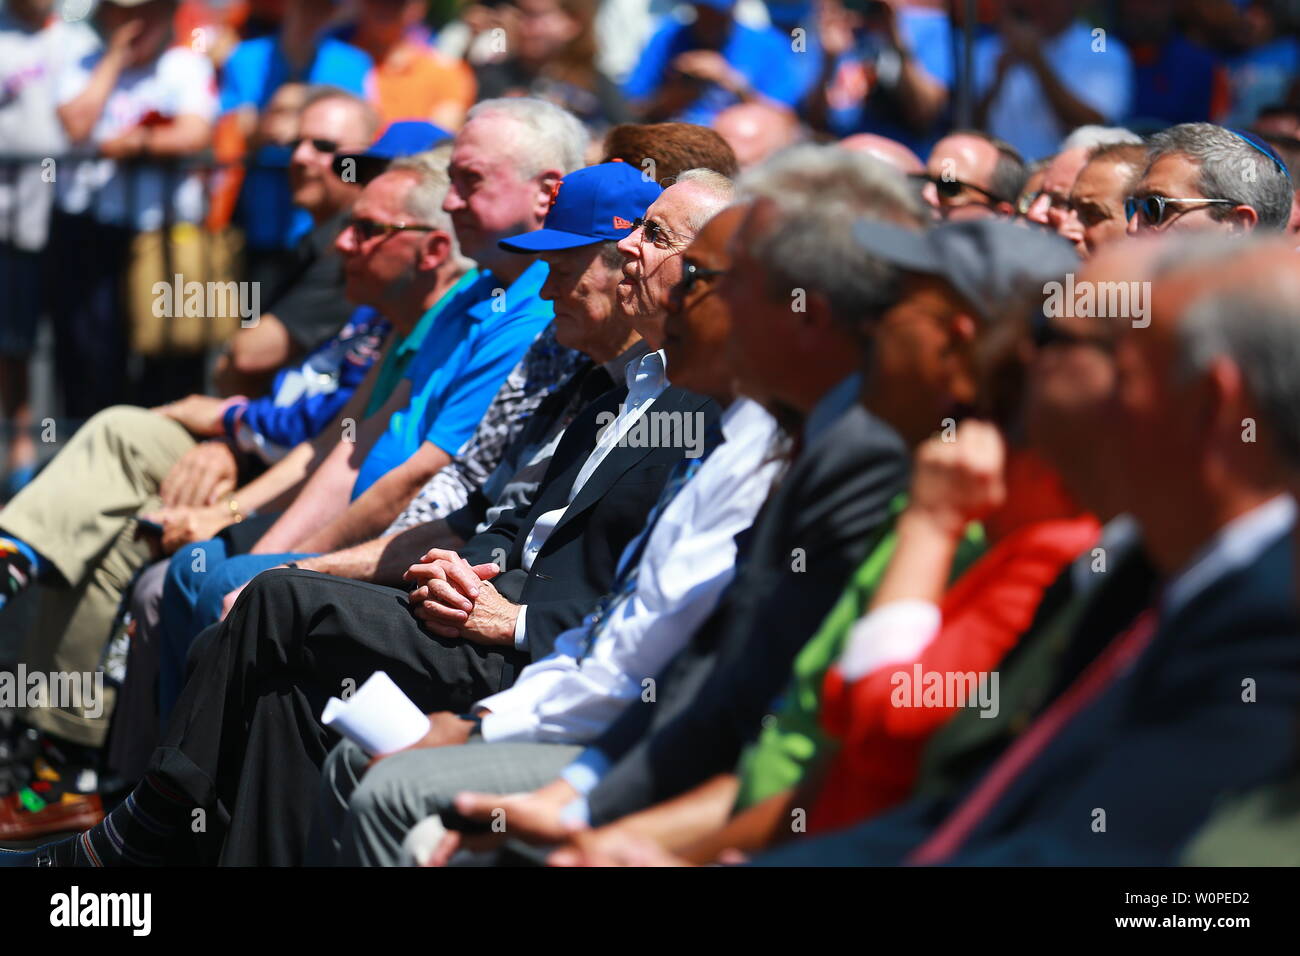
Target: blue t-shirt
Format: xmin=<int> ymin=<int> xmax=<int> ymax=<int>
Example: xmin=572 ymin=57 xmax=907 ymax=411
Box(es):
xmin=623 ymin=19 xmax=810 ymax=125
xmin=818 ymin=7 xmax=954 ymax=156
xmin=354 ymin=261 xmax=556 ymax=496
xmin=222 ymin=34 xmax=373 ymax=250
xmin=1224 ymin=36 xmax=1300 ymax=127
xmin=1128 ymin=34 xmax=1222 ymax=128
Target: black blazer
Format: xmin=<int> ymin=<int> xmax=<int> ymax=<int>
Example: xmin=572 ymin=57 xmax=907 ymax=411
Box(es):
xmin=458 ymin=383 xmax=722 ymax=661
xmin=758 ymin=521 xmax=1300 ymax=866
xmin=585 ymin=403 xmax=910 ymax=824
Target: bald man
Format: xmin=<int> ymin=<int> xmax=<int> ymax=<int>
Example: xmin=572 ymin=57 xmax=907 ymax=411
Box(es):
xmin=840 ymin=132 xmax=923 ymax=174
xmin=923 ymin=130 xmax=1025 ymax=220
xmin=713 ymin=102 xmax=800 ymax=170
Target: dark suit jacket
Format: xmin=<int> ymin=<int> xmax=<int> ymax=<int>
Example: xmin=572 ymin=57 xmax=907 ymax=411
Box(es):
xmin=584 ymin=403 xmax=910 ymax=824
xmin=757 ymin=524 xmax=1300 ymax=866
xmin=458 ymin=383 xmax=721 ymax=662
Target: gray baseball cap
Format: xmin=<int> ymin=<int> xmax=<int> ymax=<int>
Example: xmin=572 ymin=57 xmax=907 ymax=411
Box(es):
xmin=852 ymin=219 xmax=1079 ymax=323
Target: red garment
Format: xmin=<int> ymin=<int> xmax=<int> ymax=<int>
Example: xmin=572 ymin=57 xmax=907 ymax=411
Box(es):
xmin=809 ymin=516 xmax=1100 ymax=834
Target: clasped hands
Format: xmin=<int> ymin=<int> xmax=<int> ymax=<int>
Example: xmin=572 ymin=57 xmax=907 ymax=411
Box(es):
xmin=404 ymin=548 xmax=521 ymax=646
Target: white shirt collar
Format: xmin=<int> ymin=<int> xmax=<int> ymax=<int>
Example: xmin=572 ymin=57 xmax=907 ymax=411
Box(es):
xmin=1162 ymin=494 xmax=1296 ymax=619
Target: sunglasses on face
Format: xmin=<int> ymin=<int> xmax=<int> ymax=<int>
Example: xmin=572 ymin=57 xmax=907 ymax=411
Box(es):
xmin=1124 ymin=194 xmax=1234 ymax=227
xmin=291 ymin=136 xmax=342 ymax=154
xmin=345 ymin=216 xmax=437 ymax=242
xmin=632 ymin=216 xmax=693 ymax=247
xmin=926 ymin=175 xmax=1008 ymax=206
xmin=679 ymin=260 xmax=726 ymax=297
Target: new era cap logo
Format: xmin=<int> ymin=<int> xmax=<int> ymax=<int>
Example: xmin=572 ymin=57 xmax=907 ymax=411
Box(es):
xmin=612 ymin=216 xmax=633 ymax=230
xmin=547 ymin=179 xmax=564 ymax=209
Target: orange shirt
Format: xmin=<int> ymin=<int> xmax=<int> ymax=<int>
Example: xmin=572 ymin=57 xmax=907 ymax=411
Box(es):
xmin=809 ymin=515 xmax=1101 ymax=834
xmin=372 ymin=42 xmax=476 ymax=129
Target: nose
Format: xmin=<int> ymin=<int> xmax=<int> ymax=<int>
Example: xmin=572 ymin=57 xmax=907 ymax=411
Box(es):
xmin=1026 ymin=193 xmax=1052 ymax=226
xmin=442 ymin=185 xmax=465 ymax=214
xmin=334 ymin=221 xmax=357 ymax=255
xmin=538 ymin=270 xmax=557 ymax=302
xmin=616 ymin=228 xmax=642 ymax=262
xmin=921 ymin=181 xmax=939 ymax=209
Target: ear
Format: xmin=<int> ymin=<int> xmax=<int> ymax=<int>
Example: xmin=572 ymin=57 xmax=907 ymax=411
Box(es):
xmin=417 ymin=230 xmax=453 ymax=272
xmin=1227 ymin=204 xmax=1260 ymax=234
xmin=532 ymin=168 xmax=566 ymax=226
xmin=1205 ymin=353 xmax=1246 ymax=431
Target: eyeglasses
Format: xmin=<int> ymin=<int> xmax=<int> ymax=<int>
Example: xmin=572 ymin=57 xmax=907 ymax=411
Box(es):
xmin=925 ymin=175 xmax=1009 ymax=206
xmin=632 ymin=216 xmax=693 ymax=247
xmin=1124 ymin=194 xmax=1235 ymax=227
xmin=291 ymin=136 xmax=342 ymax=154
xmin=1016 ymin=189 xmax=1042 ymax=216
xmin=679 ymin=260 xmax=726 ymax=297
xmin=345 ymin=216 xmax=437 ymax=242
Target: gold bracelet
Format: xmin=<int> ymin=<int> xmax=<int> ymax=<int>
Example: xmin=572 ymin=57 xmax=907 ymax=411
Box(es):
xmin=227 ymin=497 xmax=245 ymax=523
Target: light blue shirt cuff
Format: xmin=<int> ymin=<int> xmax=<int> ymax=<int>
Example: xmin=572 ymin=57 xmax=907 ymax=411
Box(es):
xmin=513 ymin=604 xmax=528 ymax=652
xmin=560 ymin=748 xmax=611 ymax=796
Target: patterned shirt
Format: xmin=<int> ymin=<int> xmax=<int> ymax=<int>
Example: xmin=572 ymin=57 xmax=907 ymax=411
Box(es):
xmin=384 ymin=322 xmax=585 ymax=534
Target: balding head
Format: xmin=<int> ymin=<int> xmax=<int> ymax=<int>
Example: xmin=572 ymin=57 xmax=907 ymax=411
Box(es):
xmin=840 ymin=133 xmax=924 ymax=176
xmin=713 ymin=102 xmax=800 ymax=171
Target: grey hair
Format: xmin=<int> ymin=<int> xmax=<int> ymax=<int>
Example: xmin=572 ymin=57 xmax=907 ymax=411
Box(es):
xmin=1061 ymin=125 xmax=1143 ymax=151
xmin=1145 ymin=122 xmax=1292 ymax=231
xmin=667 ymin=167 xmax=736 ymax=230
xmin=388 ymin=144 xmax=470 ymax=267
xmin=738 ymin=144 xmax=927 ymax=329
xmin=466 ymin=97 xmax=589 ymax=178
xmin=299 ymin=85 xmax=381 ymax=142
xmin=1163 ymin=235 xmax=1300 ymax=466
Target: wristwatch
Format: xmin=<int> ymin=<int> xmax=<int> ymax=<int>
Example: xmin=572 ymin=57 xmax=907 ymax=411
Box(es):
xmin=458 ymin=713 xmax=484 ymax=738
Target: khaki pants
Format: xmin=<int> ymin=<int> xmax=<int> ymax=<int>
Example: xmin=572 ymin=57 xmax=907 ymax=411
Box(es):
xmin=0 ymin=406 xmax=195 ymax=746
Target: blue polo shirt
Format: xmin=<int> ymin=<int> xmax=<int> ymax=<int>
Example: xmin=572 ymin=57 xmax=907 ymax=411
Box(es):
xmin=623 ymin=19 xmax=809 ymax=125
xmin=354 ymin=260 xmax=555 ymax=496
xmin=222 ymin=34 xmax=373 ymax=250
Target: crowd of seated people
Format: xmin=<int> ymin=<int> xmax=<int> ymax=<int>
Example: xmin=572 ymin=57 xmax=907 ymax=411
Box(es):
xmin=2 ymin=0 xmax=1300 ymax=868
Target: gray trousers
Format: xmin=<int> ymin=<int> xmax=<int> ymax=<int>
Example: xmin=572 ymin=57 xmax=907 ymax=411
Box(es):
xmin=310 ymin=736 xmax=582 ymax=867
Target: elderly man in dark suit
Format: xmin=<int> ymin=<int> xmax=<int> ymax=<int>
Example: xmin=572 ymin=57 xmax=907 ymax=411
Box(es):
xmin=2 ymin=161 xmax=733 ymax=867
xmin=753 ymin=233 xmax=1300 ymax=865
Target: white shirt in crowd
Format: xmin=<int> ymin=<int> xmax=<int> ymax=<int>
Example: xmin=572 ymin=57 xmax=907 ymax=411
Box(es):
xmin=0 ymin=10 xmax=97 ymax=248
xmin=512 ymin=347 xmax=670 ymax=650
xmin=56 ymin=45 xmax=218 ymax=231
xmin=477 ymin=397 xmax=783 ymax=743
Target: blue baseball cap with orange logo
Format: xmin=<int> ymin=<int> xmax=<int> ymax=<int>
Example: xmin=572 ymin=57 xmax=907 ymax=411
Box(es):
xmin=499 ymin=161 xmax=663 ymax=253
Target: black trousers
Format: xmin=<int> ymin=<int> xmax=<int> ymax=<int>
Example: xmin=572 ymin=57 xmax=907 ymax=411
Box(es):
xmin=147 ymin=569 xmax=527 ymax=866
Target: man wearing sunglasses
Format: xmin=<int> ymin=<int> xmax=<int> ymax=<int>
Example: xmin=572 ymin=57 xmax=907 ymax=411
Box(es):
xmin=922 ymin=130 xmax=1025 ymax=221
xmin=1125 ymin=122 xmax=1293 ymax=236
xmin=216 ymin=89 xmax=381 ymax=397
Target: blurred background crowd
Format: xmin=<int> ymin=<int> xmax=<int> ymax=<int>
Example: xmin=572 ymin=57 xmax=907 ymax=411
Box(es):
xmin=4 ymin=0 xmax=1300 ymax=498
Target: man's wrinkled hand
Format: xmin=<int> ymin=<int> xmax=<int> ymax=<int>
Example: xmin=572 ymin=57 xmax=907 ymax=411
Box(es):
xmin=159 ymin=440 xmax=239 ymax=507
xmin=143 ymin=504 xmax=233 ymax=555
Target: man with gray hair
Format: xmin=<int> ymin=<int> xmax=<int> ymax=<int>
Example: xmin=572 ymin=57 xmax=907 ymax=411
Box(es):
xmin=1024 ymin=126 xmax=1142 ymax=242
xmin=1127 ymin=122 xmax=1293 ymax=234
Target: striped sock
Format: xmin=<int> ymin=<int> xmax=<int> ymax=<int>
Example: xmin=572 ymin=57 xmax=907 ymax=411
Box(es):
xmin=54 ymin=774 xmax=190 ymax=867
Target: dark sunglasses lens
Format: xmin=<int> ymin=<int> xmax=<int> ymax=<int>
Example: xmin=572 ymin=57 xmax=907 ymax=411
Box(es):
xmin=312 ymin=138 xmax=340 ymax=154
xmin=351 ymin=219 xmax=380 ymax=240
xmin=934 ymin=178 xmax=961 ymax=199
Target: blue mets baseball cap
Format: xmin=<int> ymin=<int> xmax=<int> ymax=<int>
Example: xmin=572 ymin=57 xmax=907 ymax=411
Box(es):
xmin=499 ymin=161 xmax=663 ymax=253
xmin=332 ymin=120 xmax=451 ymax=182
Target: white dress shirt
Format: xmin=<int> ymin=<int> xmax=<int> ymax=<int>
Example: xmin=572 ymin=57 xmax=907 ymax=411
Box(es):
xmin=477 ymin=398 xmax=783 ymax=742
xmin=511 ymin=348 xmax=669 ymax=650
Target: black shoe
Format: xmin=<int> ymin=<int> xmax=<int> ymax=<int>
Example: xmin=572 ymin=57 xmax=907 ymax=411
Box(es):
xmin=0 ymin=835 xmax=74 ymax=867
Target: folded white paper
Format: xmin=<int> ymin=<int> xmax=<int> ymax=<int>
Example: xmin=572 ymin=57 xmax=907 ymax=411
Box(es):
xmin=321 ymin=671 xmax=429 ymax=755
